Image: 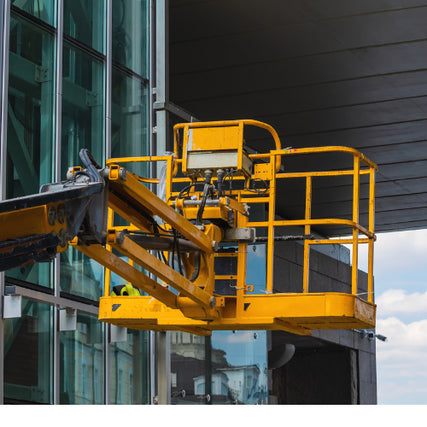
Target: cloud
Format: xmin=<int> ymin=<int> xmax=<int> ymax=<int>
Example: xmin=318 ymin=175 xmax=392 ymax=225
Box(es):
xmin=376 ymin=289 xmax=427 ymax=318
xmin=374 ymin=230 xmax=427 ymax=278
xmin=376 ymin=317 xmax=427 ymax=404
xmin=225 ymin=331 xmax=255 ymax=344
xmin=353 ymin=230 xmax=427 ymax=403
xmin=377 ymin=317 xmax=427 ymax=350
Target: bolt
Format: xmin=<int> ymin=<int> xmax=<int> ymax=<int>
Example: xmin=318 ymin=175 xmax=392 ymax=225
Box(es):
xmin=59 ymin=229 xmax=68 ymax=247
xmin=57 ymin=204 xmax=66 ymax=224
xmin=116 ymin=231 xmax=125 ymax=245
xmin=47 ymin=207 xmax=57 ymax=226
xmin=119 ymin=168 xmax=127 ymax=181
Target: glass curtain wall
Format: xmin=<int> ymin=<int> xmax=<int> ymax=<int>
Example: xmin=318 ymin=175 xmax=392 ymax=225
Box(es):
xmin=60 ymin=313 xmax=104 ymax=404
xmin=1 ymin=0 xmax=151 ymax=404
xmin=4 ymin=300 xmax=53 ymax=404
xmin=6 ymin=6 xmax=56 ymax=288
xmin=171 ymin=246 xmax=269 ymax=404
xmin=59 ymin=0 xmax=106 ymax=301
xmin=108 ymin=1 xmax=150 ymax=404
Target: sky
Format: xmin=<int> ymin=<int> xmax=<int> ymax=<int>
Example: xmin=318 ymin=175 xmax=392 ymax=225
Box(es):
xmin=368 ymin=229 xmax=427 ymax=404
xmin=209 ymin=235 xmax=427 ymax=405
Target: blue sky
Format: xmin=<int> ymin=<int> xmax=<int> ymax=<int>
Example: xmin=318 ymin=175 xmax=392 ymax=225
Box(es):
xmin=368 ymin=229 xmax=427 ymax=404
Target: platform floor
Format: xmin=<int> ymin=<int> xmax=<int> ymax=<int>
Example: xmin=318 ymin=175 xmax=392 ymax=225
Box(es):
xmin=99 ymin=293 xmax=376 ymax=336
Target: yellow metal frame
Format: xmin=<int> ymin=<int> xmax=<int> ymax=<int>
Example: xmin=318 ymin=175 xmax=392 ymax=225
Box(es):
xmin=82 ymin=120 xmax=377 ymax=336
xmin=0 ymin=202 xmax=69 ymax=252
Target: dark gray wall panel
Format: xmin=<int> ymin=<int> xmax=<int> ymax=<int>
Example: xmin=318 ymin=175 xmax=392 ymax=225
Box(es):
xmin=170 ymin=0 xmax=427 ymax=234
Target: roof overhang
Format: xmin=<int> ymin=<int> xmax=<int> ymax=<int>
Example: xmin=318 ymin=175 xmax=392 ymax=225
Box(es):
xmin=169 ymin=1 xmax=427 ymax=235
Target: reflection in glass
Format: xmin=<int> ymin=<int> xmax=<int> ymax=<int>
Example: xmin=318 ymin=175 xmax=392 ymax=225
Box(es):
xmin=112 ymin=0 xmax=149 ymax=78
xmin=209 ymin=245 xmax=268 ymax=404
xmin=60 ymin=313 xmax=104 ymax=404
xmin=60 ymin=40 xmax=104 ymax=298
xmin=111 ymin=66 xmax=149 ymax=175
xmin=6 ymin=12 xmax=55 ymax=287
xmin=170 ymin=245 xmax=269 ymax=404
xmin=61 ymin=40 xmax=104 ymax=177
xmin=110 ymin=329 xmax=150 ymax=404
xmin=171 ymin=332 xmax=206 ymax=404
xmin=12 ymin=0 xmax=56 ymax=26
xmin=64 ymin=0 xmax=105 ymax=53
xmin=4 ymin=300 xmax=52 ymax=403
xmin=60 ymin=246 xmax=104 ymax=301
xmin=210 ymin=331 xmax=268 ymax=404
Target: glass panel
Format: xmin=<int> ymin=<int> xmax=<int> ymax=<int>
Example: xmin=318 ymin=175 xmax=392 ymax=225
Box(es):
xmin=6 ymin=12 xmax=55 ymax=287
xmin=112 ymin=0 xmax=149 ymax=78
xmin=210 ymin=331 xmax=268 ymax=404
xmin=61 ymin=41 xmax=104 ymax=176
xmin=60 ymin=40 xmax=104 ymax=299
xmin=110 ymin=329 xmax=150 ymax=404
xmin=111 ymin=65 xmax=149 ymax=176
xmin=60 ymin=246 xmax=104 ymax=300
xmin=170 ymin=246 xmax=269 ymax=404
xmin=60 ymin=313 xmax=104 ymax=404
xmin=171 ymin=332 xmax=206 ymax=404
xmin=209 ymin=244 xmax=268 ymax=404
xmin=11 ymin=0 xmax=56 ymax=27
xmin=4 ymin=300 xmax=53 ymax=404
xmin=63 ymin=0 xmax=105 ymax=54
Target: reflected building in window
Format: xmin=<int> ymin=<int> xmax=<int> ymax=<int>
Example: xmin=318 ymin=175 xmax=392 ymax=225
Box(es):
xmin=171 ymin=330 xmax=268 ymax=405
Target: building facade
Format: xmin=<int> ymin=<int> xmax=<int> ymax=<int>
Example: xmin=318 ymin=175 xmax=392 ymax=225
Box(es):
xmin=0 ymin=0 xmax=376 ymax=405
xmin=0 ymin=0 xmax=152 ymax=404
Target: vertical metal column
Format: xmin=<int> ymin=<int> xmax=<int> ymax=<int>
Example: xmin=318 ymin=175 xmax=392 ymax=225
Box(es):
xmin=266 ymin=153 xmax=276 ymax=293
xmin=368 ymin=168 xmax=375 ymax=304
xmin=0 ymin=0 xmax=11 ymax=406
xmin=105 ymin=0 xmax=112 ymax=163
xmin=352 ymin=157 xmax=360 ymax=295
xmin=156 ymin=331 xmax=171 ymax=404
xmin=204 ymin=336 xmax=212 ymax=404
xmin=303 ymin=176 xmax=312 ymax=293
xmin=155 ymin=0 xmax=169 ymax=158
xmin=53 ymin=0 xmax=64 ymax=405
xmin=104 ymin=0 xmax=113 ymax=405
xmin=0 ymin=0 xmax=10 ymax=200
xmin=149 ymin=0 xmax=157 ymax=404
xmin=154 ymin=0 xmax=171 ymax=405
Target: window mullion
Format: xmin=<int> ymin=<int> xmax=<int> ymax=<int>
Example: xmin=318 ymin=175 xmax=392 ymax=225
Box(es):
xmin=53 ymin=0 xmax=64 ymax=406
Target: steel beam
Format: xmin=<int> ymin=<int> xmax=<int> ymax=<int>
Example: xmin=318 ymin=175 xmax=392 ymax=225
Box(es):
xmin=75 ymin=243 xmax=178 ymax=308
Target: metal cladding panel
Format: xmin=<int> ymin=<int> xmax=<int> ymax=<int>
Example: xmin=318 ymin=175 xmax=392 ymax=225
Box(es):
xmin=170 ymin=0 xmax=427 ymax=234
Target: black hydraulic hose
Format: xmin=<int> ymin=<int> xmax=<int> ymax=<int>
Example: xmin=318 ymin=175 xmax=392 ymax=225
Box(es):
xmin=79 ymin=149 xmax=103 ymax=183
xmin=217 ymin=169 xmax=224 ymax=198
xmin=173 ymin=229 xmax=184 ymax=276
xmin=190 ymin=251 xmax=201 ymax=282
xmin=196 ymin=172 xmax=213 ymax=226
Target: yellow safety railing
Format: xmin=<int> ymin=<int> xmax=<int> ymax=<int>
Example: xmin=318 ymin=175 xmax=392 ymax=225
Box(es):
xmin=245 ymin=147 xmax=377 ymax=303
xmin=105 ymin=127 xmax=377 ymax=305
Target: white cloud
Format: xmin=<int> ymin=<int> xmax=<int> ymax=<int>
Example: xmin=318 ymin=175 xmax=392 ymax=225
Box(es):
xmin=376 ymin=317 xmax=427 ymax=404
xmin=376 ymin=289 xmax=427 ymax=318
xmin=377 ymin=317 xmax=427 ymax=350
xmin=374 ymin=230 xmax=427 ymax=277
xmin=225 ymin=331 xmax=255 ymax=344
xmin=347 ymin=230 xmax=427 ymax=403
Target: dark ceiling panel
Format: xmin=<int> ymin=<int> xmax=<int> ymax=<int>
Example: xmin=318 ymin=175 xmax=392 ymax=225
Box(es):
xmin=169 ymin=0 xmax=427 ymax=234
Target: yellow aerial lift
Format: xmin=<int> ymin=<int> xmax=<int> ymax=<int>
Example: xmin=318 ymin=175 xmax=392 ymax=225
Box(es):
xmin=0 ymin=120 xmax=377 ymax=337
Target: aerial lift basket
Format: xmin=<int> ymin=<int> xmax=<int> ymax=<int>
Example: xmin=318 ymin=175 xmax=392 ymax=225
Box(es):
xmin=0 ymin=120 xmax=377 ymax=336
